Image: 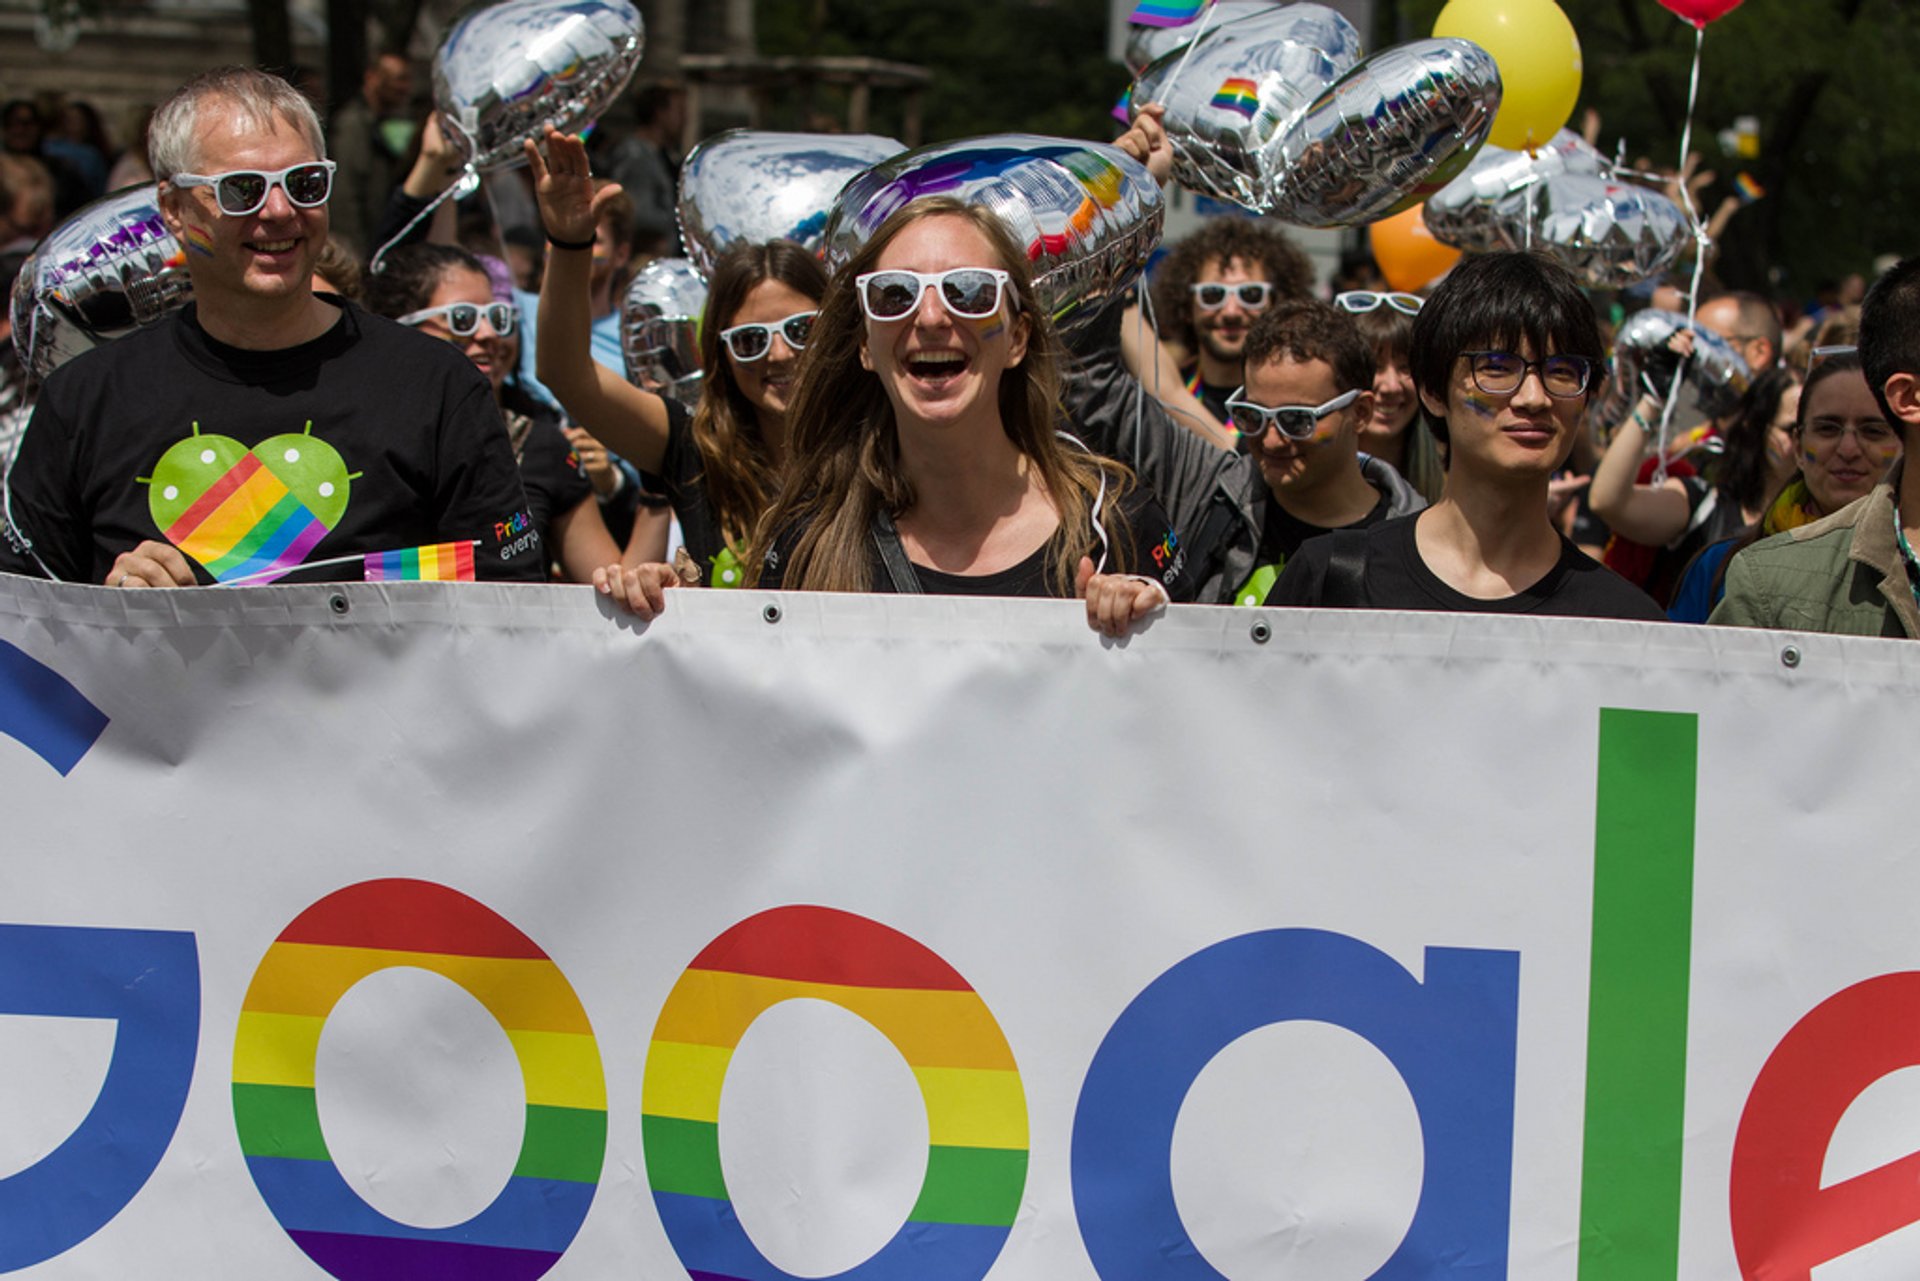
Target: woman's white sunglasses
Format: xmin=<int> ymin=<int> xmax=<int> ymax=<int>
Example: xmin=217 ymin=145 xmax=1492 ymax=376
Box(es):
xmin=854 ymin=268 xmax=1014 ymax=322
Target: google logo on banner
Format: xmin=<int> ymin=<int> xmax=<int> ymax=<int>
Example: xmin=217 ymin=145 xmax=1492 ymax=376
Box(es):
xmin=230 ymin=879 xmax=608 ymax=1281
xmin=14 ymin=710 xmax=1920 ymax=1278
xmin=642 ymin=905 xmax=1030 ymax=1281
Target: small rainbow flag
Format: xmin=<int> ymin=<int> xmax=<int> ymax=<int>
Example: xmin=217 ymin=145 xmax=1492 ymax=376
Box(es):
xmin=363 ymin=541 xmax=476 ymax=582
xmin=1130 ymin=0 xmax=1211 ymax=27
xmin=1211 ymin=77 xmax=1260 ymax=119
xmin=1734 ymin=172 xmax=1765 ymax=203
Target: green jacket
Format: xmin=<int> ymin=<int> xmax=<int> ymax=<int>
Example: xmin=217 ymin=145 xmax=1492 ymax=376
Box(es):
xmin=1710 ymin=461 xmax=1920 ymax=638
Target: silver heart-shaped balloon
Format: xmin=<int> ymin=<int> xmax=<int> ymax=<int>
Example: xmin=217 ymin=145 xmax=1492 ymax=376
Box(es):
xmin=1598 ymin=307 xmax=1752 ymax=431
xmin=1124 ymin=0 xmax=1291 ymax=75
xmin=620 ymin=256 xmax=706 ymax=409
xmin=434 ymin=0 xmax=644 ymax=174
xmin=1494 ymin=173 xmax=1693 ymax=290
xmin=676 ymin=130 xmax=905 ymax=279
xmin=1266 ymin=38 xmax=1500 ymax=227
xmin=11 ymin=183 xmax=192 ymax=386
xmin=1129 ymin=3 xmax=1362 ymax=211
xmin=822 ymin=135 xmax=1164 ymax=334
xmin=1425 ymin=129 xmax=1611 ymax=253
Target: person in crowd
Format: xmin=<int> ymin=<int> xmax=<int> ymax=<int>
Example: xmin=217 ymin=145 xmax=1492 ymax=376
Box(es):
xmin=1267 ymin=252 xmax=1664 ymax=620
xmin=606 ymin=82 xmax=685 ymax=257
xmin=529 ymin=126 xmax=823 ymax=590
xmin=328 ymin=51 xmax=415 ymax=259
xmin=1336 ymin=289 xmax=1445 ymax=503
xmin=42 ymin=99 xmax=110 ymax=200
xmin=364 ymin=244 xmax=622 ymax=583
xmin=1710 ymin=296 xmax=1916 ymax=636
xmin=516 ymin=176 xmax=636 ymax=405
xmin=0 ymin=66 xmax=542 ymax=586
xmin=1672 ymin=354 xmax=1898 ymax=622
xmin=2 ymin=98 xmax=89 ymax=217
xmin=1593 ymin=364 xmax=1799 ymax=609
xmin=107 ymin=106 xmax=156 ymax=190
xmin=716 ymin=195 xmax=1183 ymax=636
xmin=310 ymin=236 xmax=363 ymax=300
xmin=0 ymin=153 xmax=54 ymax=255
xmin=1148 ymin=216 xmax=1314 ymax=424
xmin=1695 ymin=289 xmax=1783 ymax=379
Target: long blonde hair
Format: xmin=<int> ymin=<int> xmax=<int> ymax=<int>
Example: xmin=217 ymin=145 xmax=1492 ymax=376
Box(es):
xmin=754 ymin=197 xmax=1134 ymax=595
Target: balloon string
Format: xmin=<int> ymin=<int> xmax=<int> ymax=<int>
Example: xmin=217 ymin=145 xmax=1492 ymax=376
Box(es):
xmin=367 ymin=169 xmax=472 ymax=275
xmin=1153 ymin=1 xmax=1222 ymax=113
xmin=1655 ymin=21 xmax=1710 ymax=485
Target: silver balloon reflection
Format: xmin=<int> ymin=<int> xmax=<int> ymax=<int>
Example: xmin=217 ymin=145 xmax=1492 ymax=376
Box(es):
xmin=677 ymin=130 xmax=904 ymax=279
xmin=1425 ymin=129 xmax=1608 ymax=252
xmin=822 ymin=136 xmax=1164 ymax=334
xmin=1425 ymin=133 xmax=1691 ymax=288
xmin=11 ymin=183 xmax=192 ymax=386
xmin=621 ymin=257 xmax=706 ymax=409
xmin=435 ymin=0 xmax=644 ymax=174
xmin=1265 ymin=39 xmax=1499 ymax=226
xmin=1124 ymin=0 xmax=1289 ymax=75
xmin=1130 ymin=3 xmax=1361 ymax=211
xmin=1598 ymin=308 xmax=1752 ymax=433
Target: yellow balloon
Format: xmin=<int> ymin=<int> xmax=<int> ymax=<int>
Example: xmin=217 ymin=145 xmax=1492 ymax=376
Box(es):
xmin=1433 ymin=0 xmax=1583 ymax=152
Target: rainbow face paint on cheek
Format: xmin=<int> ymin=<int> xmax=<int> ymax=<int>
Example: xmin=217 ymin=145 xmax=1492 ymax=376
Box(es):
xmin=971 ymin=313 xmax=1005 ymax=344
xmin=182 ymin=225 xmax=215 ymax=257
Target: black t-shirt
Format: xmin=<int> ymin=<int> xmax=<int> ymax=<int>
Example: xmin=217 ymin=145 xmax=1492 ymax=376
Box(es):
xmin=760 ymin=487 xmax=1190 ymax=600
xmin=1267 ymin=513 xmax=1666 ymax=620
xmin=1231 ymin=489 xmax=1394 ymax=606
xmin=653 ymin=398 xmax=756 ymax=587
xmin=503 ymin=394 xmax=593 ymax=552
xmin=1 ymin=298 xmax=541 ymax=583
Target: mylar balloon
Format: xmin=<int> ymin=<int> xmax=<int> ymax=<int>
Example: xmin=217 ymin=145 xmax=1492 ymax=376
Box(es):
xmin=676 ymin=130 xmax=905 ymax=279
xmin=1432 ymin=0 xmax=1581 ymax=152
xmin=10 ymin=183 xmax=191 ymax=386
xmin=1129 ymin=3 xmax=1362 ymax=210
xmin=1495 ymin=172 xmax=1691 ymax=289
xmin=434 ymin=0 xmax=644 ymax=174
xmin=1424 ymin=128 xmax=1609 ymax=253
xmin=1369 ymin=202 xmax=1460 ymax=292
xmin=1657 ymin=0 xmax=1745 ymax=25
xmin=1123 ymin=0 xmax=1288 ymax=75
xmin=1601 ymin=307 xmax=1751 ymax=429
xmin=620 ymin=257 xmax=706 ymax=409
xmin=821 ymin=135 xmax=1164 ymax=333
xmin=1265 ymin=38 xmax=1501 ymax=226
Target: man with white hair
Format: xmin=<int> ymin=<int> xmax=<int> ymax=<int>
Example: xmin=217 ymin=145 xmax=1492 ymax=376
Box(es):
xmin=1 ymin=66 xmax=541 ymax=586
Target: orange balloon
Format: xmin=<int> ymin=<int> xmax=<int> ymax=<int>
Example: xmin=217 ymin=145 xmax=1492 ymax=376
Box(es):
xmin=1370 ymin=204 xmax=1461 ymax=292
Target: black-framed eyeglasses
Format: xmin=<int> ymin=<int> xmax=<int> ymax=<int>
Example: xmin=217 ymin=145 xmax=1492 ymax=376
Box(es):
xmin=1462 ymin=350 xmax=1597 ymax=399
xmin=855 ymin=268 xmax=1013 ymax=322
xmin=719 ymin=310 xmax=817 ymax=361
xmin=397 ymin=300 xmax=517 ymax=338
xmin=1190 ymin=281 xmax=1273 ymax=312
xmin=1223 ymin=387 xmax=1361 ymax=440
xmin=1335 ymin=290 xmax=1422 ymax=316
xmin=170 ymin=161 xmax=337 ymax=217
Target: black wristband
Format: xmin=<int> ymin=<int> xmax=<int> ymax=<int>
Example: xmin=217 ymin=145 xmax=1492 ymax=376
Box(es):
xmin=545 ymin=229 xmax=594 ymax=251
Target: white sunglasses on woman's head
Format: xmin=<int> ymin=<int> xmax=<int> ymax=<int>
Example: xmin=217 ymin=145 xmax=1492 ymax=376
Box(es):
xmin=397 ymin=300 xmax=517 ymax=338
xmin=854 ymin=268 xmax=1014 ymax=322
xmin=719 ymin=311 xmax=816 ymax=361
xmin=1335 ymin=290 xmax=1423 ymax=316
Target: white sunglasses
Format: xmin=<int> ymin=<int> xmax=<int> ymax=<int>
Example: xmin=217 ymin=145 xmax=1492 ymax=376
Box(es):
xmin=170 ymin=161 xmax=337 ymax=216
xmin=854 ymin=268 xmax=1014 ymax=322
xmin=719 ymin=310 xmax=817 ymax=361
xmin=1335 ymin=290 xmax=1423 ymax=316
xmin=396 ymin=300 xmax=518 ymax=338
xmin=1223 ymin=387 xmax=1361 ymax=440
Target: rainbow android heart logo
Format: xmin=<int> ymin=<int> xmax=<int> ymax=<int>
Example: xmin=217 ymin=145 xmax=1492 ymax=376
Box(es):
xmin=140 ymin=423 xmax=360 ymax=583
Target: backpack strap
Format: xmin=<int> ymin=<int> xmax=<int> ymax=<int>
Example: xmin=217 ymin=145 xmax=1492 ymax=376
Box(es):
xmin=1183 ymin=488 xmax=1246 ymax=599
xmin=1319 ymin=530 xmax=1370 ymax=607
xmin=871 ymin=509 xmax=923 ymax=594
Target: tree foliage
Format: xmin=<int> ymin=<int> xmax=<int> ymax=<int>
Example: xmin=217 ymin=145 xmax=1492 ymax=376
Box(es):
xmin=1397 ymin=0 xmax=1920 ymax=297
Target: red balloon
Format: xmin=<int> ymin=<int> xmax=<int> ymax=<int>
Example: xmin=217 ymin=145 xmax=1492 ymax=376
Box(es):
xmin=1657 ymin=0 xmax=1745 ymax=25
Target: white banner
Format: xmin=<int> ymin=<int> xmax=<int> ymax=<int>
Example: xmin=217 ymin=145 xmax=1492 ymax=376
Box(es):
xmin=2 ymin=575 xmax=1918 ymax=1281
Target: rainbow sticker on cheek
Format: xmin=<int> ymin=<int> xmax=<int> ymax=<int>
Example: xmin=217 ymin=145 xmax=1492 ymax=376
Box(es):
xmin=182 ymin=224 xmax=215 ymax=257
xmin=642 ymin=904 xmax=1029 ymax=1281
xmin=971 ymin=315 xmax=1006 ymax=344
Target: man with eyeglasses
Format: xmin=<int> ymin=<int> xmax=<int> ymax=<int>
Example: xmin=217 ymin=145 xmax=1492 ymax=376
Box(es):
xmin=1267 ymin=253 xmax=1663 ymax=619
xmin=1711 ymin=258 xmax=1920 ymax=637
xmin=1149 ymin=218 xmax=1315 ymax=425
xmin=0 ymin=66 xmax=541 ymax=587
